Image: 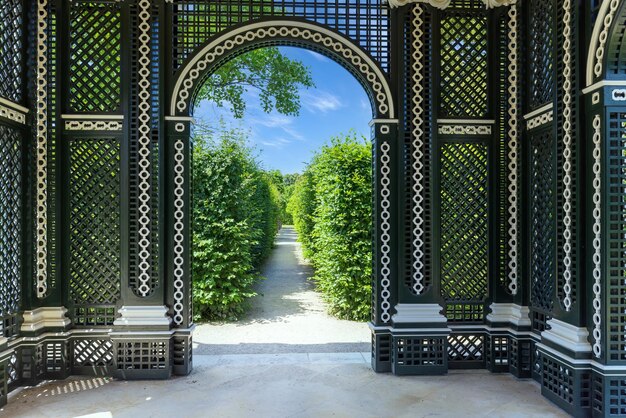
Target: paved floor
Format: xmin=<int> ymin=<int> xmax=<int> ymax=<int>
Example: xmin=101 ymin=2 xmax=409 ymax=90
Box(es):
xmin=193 ymin=226 xmax=370 ymax=355
xmin=1 ymin=227 xmax=570 ymax=417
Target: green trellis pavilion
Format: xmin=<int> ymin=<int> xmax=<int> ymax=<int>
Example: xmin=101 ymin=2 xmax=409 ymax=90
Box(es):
xmin=0 ymin=0 xmax=624 ymax=416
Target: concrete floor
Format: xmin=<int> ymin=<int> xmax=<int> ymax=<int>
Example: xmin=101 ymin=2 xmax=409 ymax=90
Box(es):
xmin=1 ymin=228 xmax=570 ymax=417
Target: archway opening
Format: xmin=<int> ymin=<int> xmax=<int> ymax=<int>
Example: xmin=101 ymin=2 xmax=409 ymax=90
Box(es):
xmin=188 ymin=44 xmax=376 ymax=357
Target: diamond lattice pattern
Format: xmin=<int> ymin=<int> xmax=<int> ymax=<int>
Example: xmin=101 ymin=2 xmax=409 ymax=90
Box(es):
xmin=0 ymin=0 xmax=24 ymax=103
xmin=529 ymin=0 xmax=554 ymax=108
xmin=530 ymin=130 xmax=555 ymax=312
xmin=439 ymin=11 xmax=488 ymax=118
xmin=69 ymin=139 xmax=121 ymax=306
xmin=0 ymin=126 xmax=21 ymax=322
xmin=440 ymin=142 xmax=489 ymax=302
xmin=69 ymin=2 xmax=121 ymax=113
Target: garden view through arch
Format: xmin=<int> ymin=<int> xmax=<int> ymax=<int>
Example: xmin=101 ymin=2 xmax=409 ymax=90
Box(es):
xmin=2 ymin=1 xmax=626 ymax=416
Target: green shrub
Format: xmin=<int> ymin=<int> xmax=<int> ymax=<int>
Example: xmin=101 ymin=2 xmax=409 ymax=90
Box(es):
xmin=289 ymin=132 xmax=372 ymax=321
xmin=191 ymin=130 xmax=280 ymax=321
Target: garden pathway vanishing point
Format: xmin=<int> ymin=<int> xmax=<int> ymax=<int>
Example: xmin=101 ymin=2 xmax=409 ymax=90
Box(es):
xmin=193 ymin=225 xmax=371 ymax=356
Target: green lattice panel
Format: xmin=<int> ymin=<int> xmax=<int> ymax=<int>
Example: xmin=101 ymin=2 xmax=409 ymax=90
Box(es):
xmin=606 ymin=111 xmax=626 ymax=362
xmin=529 ymin=0 xmax=554 ymax=108
xmin=0 ymin=125 xmax=21 ymax=339
xmin=69 ymin=1 xmax=121 ymax=113
xmin=439 ymin=3 xmax=488 ymax=118
xmin=440 ymin=142 xmax=489 ymax=312
xmin=529 ymin=130 xmax=555 ymax=321
xmin=0 ymin=0 xmax=24 ymax=103
xmin=69 ymin=139 xmax=121 ymax=326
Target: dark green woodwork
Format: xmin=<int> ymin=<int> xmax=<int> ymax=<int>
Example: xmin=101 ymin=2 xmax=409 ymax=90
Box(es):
xmin=0 ymin=1 xmax=626 ymax=417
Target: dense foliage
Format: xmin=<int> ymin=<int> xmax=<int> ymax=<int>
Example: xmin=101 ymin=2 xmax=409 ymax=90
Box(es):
xmin=192 ymin=130 xmax=281 ymax=321
xmin=288 ymin=133 xmax=372 ymax=321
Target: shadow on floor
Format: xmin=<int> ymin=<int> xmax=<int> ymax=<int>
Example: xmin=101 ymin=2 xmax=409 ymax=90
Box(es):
xmin=193 ymin=341 xmax=370 ymax=355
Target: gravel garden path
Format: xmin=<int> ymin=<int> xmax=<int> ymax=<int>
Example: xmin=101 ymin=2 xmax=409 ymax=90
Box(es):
xmin=193 ymin=226 xmax=370 ymax=355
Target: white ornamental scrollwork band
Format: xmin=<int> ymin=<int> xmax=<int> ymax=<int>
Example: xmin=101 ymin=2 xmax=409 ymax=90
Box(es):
xmin=438 ymin=125 xmax=492 ymax=135
xmin=561 ymin=0 xmax=573 ymax=311
xmin=411 ymin=4 xmax=426 ymax=295
xmin=173 ymin=139 xmax=186 ymax=326
xmin=587 ymin=0 xmax=620 ymax=84
xmin=0 ymin=103 xmax=26 ymax=125
xmin=380 ymin=140 xmax=392 ymax=323
xmin=387 ymin=0 xmax=516 ymax=9
xmin=506 ymin=3 xmax=519 ymax=296
xmin=591 ymin=114 xmax=602 ymax=359
xmin=172 ymin=20 xmax=394 ymax=119
xmin=36 ymin=0 xmax=49 ymax=298
xmin=526 ymin=111 xmax=553 ymax=130
xmin=136 ymin=0 xmax=153 ymax=297
xmin=65 ymin=121 xmax=123 ymax=131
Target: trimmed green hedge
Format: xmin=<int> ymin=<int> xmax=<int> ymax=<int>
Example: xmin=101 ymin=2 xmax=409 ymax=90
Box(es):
xmin=192 ymin=130 xmax=281 ymax=321
xmin=288 ymin=132 xmax=372 ymax=321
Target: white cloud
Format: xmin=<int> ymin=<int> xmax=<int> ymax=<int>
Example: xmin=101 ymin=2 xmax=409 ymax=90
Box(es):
xmin=302 ymin=90 xmax=344 ymax=113
xmin=306 ymin=50 xmax=328 ymax=62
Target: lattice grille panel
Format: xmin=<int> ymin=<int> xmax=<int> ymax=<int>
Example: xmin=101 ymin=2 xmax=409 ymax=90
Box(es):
xmin=171 ymin=0 xmax=389 ymax=73
xmin=529 ymin=0 xmax=554 ymax=108
xmin=6 ymin=353 xmax=19 ymax=387
xmin=0 ymin=0 xmax=24 ymax=103
xmin=395 ymin=337 xmax=445 ymax=367
xmin=440 ymin=143 xmax=488 ymax=312
xmin=116 ymin=341 xmax=168 ymax=370
xmin=73 ymin=339 xmax=114 ymax=368
xmin=608 ymin=7 xmax=626 ymax=77
xmin=529 ymin=130 xmax=555 ymax=319
xmin=69 ymin=139 xmax=121 ymax=326
xmin=448 ymin=334 xmax=484 ymax=363
xmin=542 ymin=356 xmax=575 ymax=405
xmin=0 ymin=125 xmax=22 ymax=339
xmin=439 ymin=4 xmax=488 ymax=118
xmin=607 ymin=111 xmax=626 ymax=362
xmin=69 ymin=1 xmax=121 ymax=113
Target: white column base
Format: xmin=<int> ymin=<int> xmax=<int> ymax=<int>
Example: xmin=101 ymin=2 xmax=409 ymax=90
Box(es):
xmin=392 ymin=304 xmax=447 ymax=325
xmin=113 ymin=306 xmax=172 ymax=327
xmin=542 ymin=318 xmax=592 ymax=354
xmin=486 ymin=303 xmax=531 ymax=327
xmin=21 ymin=307 xmax=71 ymax=332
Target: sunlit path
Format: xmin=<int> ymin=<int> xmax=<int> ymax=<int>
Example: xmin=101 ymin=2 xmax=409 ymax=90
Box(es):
xmin=193 ymin=226 xmax=370 ymax=355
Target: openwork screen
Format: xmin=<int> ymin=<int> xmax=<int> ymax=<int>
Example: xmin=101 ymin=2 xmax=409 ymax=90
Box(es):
xmin=0 ymin=125 xmax=22 ymax=339
xmin=529 ymin=0 xmax=554 ymax=109
xmin=69 ymin=1 xmax=122 ymax=113
xmin=0 ymin=0 xmax=24 ymax=103
xmin=529 ymin=129 xmax=555 ymax=332
xmin=606 ymin=111 xmax=626 ymax=363
xmin=69 ymin=139 xmax=121 ymax=326
xmin=439 ymin=0 xmax=488 ymax=118
xmin=170 ymin=0 xmax=390 ymax=73
xmin=440 ymin=142 xmax=488 ymax=323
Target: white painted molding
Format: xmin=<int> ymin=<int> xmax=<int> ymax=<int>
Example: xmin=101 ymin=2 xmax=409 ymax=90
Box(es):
xmin=21 ymin=307 xmax=71 ymax=332
xmin=542 ymin=318 xmax=592 ymax=353
xmin=369 ymin=118 xmax=400 ymax=126
xmin=582 ymin=79 xmax=626 ymax=94
xmin=0 ymin=337 xmax=7 ymax=347
xmin=486 ymin=303 xmax=531 ymax=327
xmin=523 ymin=103 xmax=553 ymax=120
xmin=165 ymin=116 xmax=195 ymax=122
xmin=113 ymin=306 xmax=172 ymax=327
xmin=0 ymin=97 xmax=29 ymax=114
xmin=437 ymin=119 xmax=495 ymax=124
xmin=392 ymin=304 xmax=447 ymax=324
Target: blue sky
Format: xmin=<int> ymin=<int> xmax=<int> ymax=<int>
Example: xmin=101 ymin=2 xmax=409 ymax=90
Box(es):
xmin=193 ymin=46 xmax=372 ymax=174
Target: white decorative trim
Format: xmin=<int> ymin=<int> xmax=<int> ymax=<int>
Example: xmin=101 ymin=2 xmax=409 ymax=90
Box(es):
xmin=113 ymin=306 xmax=172 ymax=327
xmin=437 ymin=118 xmax=495 ymax=124
xmin=438 ymin=124 xmax=491 ymax=135
xmin=165 ymin=116 xmax=194 ymax=122
xmin=523 ymin=103 xmax=552 ymax=120
xmin=0 ymin=104 xmax=26 ymax=125
xmin=542 ymin=318 xmax=592 ymax=353
xmin=175 ymin=123 xmax=185 ymax=133
xmin=0 ymin=97 xmax=29 ymax=114
xmin=392 ymin=304 xmax=447 ymax=324
xmin=20 ymin=308 xmax=71 ymax=332
xmin=592 ymin=92 xmax=601 ymax=104
xmin=591 ymin=114 xmax=602 ymax=359
xmin=387 ymin=0 xmax=450 ymax=9
xmin=136 ymin=0 xmax=153 ymax=297
xmin=36 ymin=0 xmax=48 ymax=299
xmin=65 ymin=121 xmax=123 ymax=131
xmin=483 ymin=0 xmax=516 ymax=8
xmin=526 ymin=110 xmax=554 ymax=130
xmin=611 ymin=88 xmax=626 ymax=101
xmin=486 ymin=304 xmax=531 ymax=327
xmin=380 ymin=141 xmax=392 ymax=323
xmin=583 ymin=79 xmax=626 ymax=94
xmin=171 ymin=20 xmax=394 ymax=118
xmin=411 ymin=4 xmax=426 ymax=295
xmin=561 ymin=0 xmax=574 ymax=311
xmin=506 ymin=4 xmax=519 ymax=295
xmin=587 ymin=0 xmax=620 ymax=85
xmin=172 ymin=139 xmax=185 ymax=326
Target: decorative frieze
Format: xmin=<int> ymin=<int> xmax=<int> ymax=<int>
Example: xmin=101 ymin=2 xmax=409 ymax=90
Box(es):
xmin=387 ymin=0 xmax=516 ymax=9
xmin=526 ymin=110 xmax=553 ymax=130
xmin=438 ymin=124 xmax=492 ymax=135
xmin=65 ymin=120 xmax=123 ymax=131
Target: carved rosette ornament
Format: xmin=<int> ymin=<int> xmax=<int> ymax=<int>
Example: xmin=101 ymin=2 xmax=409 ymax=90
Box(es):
xmin=387 ymin=0 xmax=516 ymax=8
